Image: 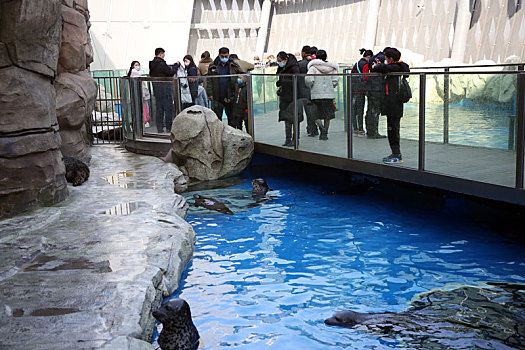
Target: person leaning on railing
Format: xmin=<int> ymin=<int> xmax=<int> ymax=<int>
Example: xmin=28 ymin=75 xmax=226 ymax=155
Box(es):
xmin=149 ymin=47 xmax=178 ymax=133
xmin=371 ymin=47 xmax=410 ymax=164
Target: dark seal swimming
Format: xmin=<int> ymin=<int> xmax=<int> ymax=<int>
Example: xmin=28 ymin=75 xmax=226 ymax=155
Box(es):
xmin=152 ymin=298 xmax=200 ymax=350
xmin=193 ymin=194 xmax=234 ymax=215
xmin=251 ymin=178 xmax=271 ymax=196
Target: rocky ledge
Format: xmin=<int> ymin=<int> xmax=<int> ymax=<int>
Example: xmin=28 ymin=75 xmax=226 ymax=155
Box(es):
xmin=0 ymin=145 xmax=195 ymax=349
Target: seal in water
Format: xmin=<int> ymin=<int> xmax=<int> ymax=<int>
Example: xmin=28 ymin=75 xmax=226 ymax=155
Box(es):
xmin=252 ymin=178 xmax=271 ymax=196
xmin=152 ymin=298 xmax=200 ymax=350
xmin=193 ymin=194 xmax=234 ymax=215
xmin=325 ymin=283 xmax=525 ymax=349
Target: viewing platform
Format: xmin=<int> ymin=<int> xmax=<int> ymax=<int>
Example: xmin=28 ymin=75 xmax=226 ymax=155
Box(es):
xmin=91 ymin=64 xmax=525 ymax=206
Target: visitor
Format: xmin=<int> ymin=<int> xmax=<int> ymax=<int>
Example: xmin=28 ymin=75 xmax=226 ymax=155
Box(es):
xmin=365 ymin=48 xmax=388 ymax=139
xmin=305 ymin=49 xmax=339 ymax=140
xmin=276 ymin=51 xmax=303 ymax=147
xmin=149 ymin=48 xmax=177 ymax=133
xmin=194 ymin=78 xmax=208 ymax=108
xmin=310 ymin=46 xmax=318 ymax=59
xmin=230 ymin=54 xmax=254 ymax=73
xmin=197 ymin=51 xmax=213 ymax=76
xmin=177 ymin=55 xmax=198 ymax=110
xmin=254 ymin=55 xmax=266 ymax=69
xmin=127 ymin=60 xmax=151 ymax=128
xmin=267 ymin=55 xmax=278 ymax=67
xmin=297 ymin=45 xmax=318 ymax=137
xmin=206 ymin=47 xmax=243 ymax=121
xmin=231 ymin=75 xmax=249 ymax=131
xmin=351 ymin=48 xmax=373 ymax=135
xmin=371 ymin=47 xmax=410 ymax=164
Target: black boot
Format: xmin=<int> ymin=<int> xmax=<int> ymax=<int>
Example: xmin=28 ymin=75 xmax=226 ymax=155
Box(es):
xmin=282 ymin=139 xmax=293 ymax=147
xmin=319 ymin=126 xmax=328 ymax=140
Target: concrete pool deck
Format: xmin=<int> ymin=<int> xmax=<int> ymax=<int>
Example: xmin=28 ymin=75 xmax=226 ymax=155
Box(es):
xmin=0 ymin=145 xmax=195 ymax=349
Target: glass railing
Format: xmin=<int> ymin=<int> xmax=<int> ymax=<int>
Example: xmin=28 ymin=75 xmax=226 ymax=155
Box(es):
xmin=117 ymin=68 xmax=525 ymax=190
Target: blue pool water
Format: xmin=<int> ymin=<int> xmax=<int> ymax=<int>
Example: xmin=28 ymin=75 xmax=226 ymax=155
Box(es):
xmin=160 ymin=173 xmax=525 ymax=349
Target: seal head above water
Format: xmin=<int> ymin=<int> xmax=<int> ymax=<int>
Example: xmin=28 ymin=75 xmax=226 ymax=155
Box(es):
xmin=152 ymin=298 xmax=200 ymax=350
xmin=252 ymin=178 xmax=271 ymax=196
xmin=193 ymin=194 xmax=234 ymax=215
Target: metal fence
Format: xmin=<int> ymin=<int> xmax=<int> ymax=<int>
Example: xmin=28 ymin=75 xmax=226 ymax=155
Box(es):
xmin=91 ymin=71 xmax=125 ymax=144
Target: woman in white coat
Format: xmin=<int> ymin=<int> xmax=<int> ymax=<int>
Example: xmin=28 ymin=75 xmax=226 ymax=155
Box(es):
xmin=305 ymin=50 xmax=339 ymax=140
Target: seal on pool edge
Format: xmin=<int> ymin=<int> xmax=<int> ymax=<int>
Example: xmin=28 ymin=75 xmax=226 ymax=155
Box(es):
xmin=152 ymin=298 xmax=200 ymax=350
xmin=251 ymin=178 xmax=271 ymax=196
xmin=193 ymin=194 xmax=234 ymax=215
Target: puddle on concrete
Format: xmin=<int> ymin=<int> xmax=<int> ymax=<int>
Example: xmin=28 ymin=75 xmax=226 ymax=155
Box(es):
xmin=22 ymin=254 xmax=112 ymax=273
xmin=103 ymin=171 xmax=159 ymax=189
xmin=29 ymin=308 xmax=79 ymax=317
xmin=101 ymin=201 xmax=150 ymax=216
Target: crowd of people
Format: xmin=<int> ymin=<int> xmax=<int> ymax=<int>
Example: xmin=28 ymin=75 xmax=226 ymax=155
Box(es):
xmin=126 ymin=45 xmax=410 ymax=164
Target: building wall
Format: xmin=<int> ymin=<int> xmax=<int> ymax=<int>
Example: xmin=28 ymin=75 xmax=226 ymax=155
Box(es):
xmin=188 ymin=0 xmax=263 ymax=61
xmin=89 ymin=0 xmax=194 ymax=70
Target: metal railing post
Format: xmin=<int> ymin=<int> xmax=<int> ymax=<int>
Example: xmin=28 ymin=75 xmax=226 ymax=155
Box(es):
xmin=347 ymin=73 xmax=353 ymax=158
xmin=443 ymin=67 xmax=450 ymax=144
xmin=293 ymin=75 xmax=299 ymax=150
xmin=247 ymin=74 xmax=254 ymax=137
xmin=263 ymin=75 xmax=267 ymax=113
xmin=515 ymin=72 xmax=525 ymax=189
xmin=419 ymin=74 xmax=426 ymax=171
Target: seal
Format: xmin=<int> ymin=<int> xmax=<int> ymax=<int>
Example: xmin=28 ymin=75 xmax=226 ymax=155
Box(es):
xmin=193 ymin=194 xmax=234 ymax=215
xmin=63 ymin=156 xmax=90 ymax=186
xmin=251 ymin=178 xmax=271 ymax=196
xmin=324 ymin=310 xmax=392 ymax=328
xmin=152 ymin=298 xmax=200 ymax=350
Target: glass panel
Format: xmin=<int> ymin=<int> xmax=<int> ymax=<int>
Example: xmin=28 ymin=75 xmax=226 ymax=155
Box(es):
xmin=352 ymin=72 xmax=419 ymax=168
xmin=118 ymin=78 xmax=133 ymax=140
xmin=142 ymin=79 xmax=176 ymax=136
xmin=251 ymin=73 xmax=281 ymax=146
xmin=297 ymin=74 xmax=347 ymax=157
xmin=424 ymin=72 xmax=517 ymax=187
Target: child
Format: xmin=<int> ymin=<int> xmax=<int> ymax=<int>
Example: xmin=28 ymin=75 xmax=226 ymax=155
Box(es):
xmin=194 ymin=78 xmax=208 ymax=108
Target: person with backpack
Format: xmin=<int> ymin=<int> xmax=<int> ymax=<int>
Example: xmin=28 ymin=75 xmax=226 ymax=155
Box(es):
xmin=371 ymin=47 xmax=410 ymax=164
xmin=351 ymin=48 xmax=373 ymax=134
xmin=365 ymin=49 xmax=388 ymax=139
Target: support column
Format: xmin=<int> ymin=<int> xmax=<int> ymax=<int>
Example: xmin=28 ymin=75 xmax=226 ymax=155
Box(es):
xmin=365 ymin=0 xmax=381 ymax=50
xmin=256 ymin=0 xmax=273 ymax=58
xmin=451 ymin=0 xmax=471 ymax=63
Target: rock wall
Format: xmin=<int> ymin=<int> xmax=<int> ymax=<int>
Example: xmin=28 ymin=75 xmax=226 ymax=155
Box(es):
xmin=56 ymin=0 xmax=97 ymax=160
xmin=0 ymin=0 xmax=97 ymax=217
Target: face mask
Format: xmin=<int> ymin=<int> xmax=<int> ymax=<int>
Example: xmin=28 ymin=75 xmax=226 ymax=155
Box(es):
xmin=220 ymin=57 xmax=229 ymax=63
xmin=134 ymin=65 xmax=140 ymax=71
xmin=278 ymin=61 xmax=286 ymax=68
xmin=184 ymin=61 xmax=190 ymax=67
xmin=237 ymin=78 xmax=243 ymax=84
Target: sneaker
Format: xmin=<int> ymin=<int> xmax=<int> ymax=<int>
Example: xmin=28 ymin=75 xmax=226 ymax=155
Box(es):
xmin=353 ymin=129 xmax=365 ymax=135
xmin=319 ymin=134 xmax=328 ymax=140
xmin=383 ymin=154 xmax=403 ymax=164
xmin=144 ymin=122 xmax=150 ymax=128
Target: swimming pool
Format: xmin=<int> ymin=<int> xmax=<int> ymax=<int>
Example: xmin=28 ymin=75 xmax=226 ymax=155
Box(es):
xmin=158 ymin=170 xmax=525 ymax=349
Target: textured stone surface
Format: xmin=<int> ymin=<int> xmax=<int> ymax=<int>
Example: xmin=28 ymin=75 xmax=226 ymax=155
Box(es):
xmin=170 ymin=105 xmax=254 ymax=181
xmin=0 ymin=146 xmax=195 ymax=349
xmin=0 ymin=0 xmax=61 ymax=77
xmin=57 ymin=5 xmax=88 ymax=74
xmin=56 ymin=69 xmax=97 ymax=159
xmin=0 ymin=66 xmax=58 ymax=133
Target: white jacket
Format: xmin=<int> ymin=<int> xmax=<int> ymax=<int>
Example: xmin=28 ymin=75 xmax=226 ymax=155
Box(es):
xmin=305 ymin=59 xmax=339 ymax=100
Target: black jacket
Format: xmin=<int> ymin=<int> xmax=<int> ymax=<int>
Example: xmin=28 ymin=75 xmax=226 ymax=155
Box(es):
xmin=206 ymin=57 xmax=243 ymax=103
xmin=149 ymin=57 xmax=177 ymax=77
xmin=297 ymin=57 xmax=312 ymax=99
xmin=276 ymin=54 xmax=300 ymax=104
xmin=372 ymin=61 xmax=410 ymax=118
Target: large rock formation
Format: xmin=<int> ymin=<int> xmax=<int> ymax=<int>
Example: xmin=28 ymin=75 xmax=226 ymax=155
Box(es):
xmin=0 ymin=0 xmax=68 ymax=217
xmin=56 ymin=1 xmax=97 ymax=160
xmin=169 ymin=106 xmax=254 ymax=181
xmin=0 ymin=0 xmax=97 ymax=217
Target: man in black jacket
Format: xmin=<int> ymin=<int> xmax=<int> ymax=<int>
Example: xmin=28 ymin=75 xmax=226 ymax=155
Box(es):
xmin=206 ymin=47 xmax=243 ymax=122
xmin=149 ymin=48 xmax=177 ymax=133
xmin=298 ymin=45 xmax=318 ymax=136
xmin=371 ymin=47 xmax=410 ymax=164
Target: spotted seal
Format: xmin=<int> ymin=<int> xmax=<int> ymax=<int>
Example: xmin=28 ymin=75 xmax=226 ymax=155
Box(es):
xmin=193 ymin=194 xmax=234 ymax=215
xmin=152 ymin=298 xmax=200 ymax=350
xmin=63 ymin=156 xmax=90 ymax=186
xmin=251 ymin=178 xmax=271 ymax=196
